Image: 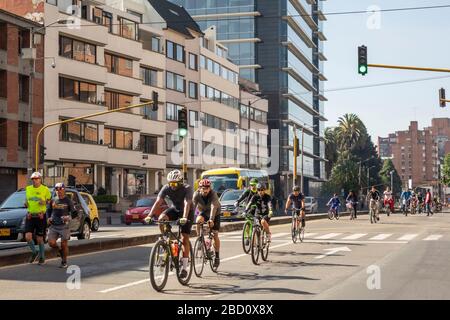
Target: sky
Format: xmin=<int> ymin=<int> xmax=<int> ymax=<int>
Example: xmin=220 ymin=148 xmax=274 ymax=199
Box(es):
xmin=322 ymin=0 xmax=450 ymax=140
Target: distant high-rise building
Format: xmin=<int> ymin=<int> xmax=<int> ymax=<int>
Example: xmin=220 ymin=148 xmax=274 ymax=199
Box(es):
xmin=171 ymin=0 xmax=328 ymax=198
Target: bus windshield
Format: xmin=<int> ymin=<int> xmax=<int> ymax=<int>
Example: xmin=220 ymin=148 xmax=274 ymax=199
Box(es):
xmin=203 ymin=174 xmax=238 ymax=192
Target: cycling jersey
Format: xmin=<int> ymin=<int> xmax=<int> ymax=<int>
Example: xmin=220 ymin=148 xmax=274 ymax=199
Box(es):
xmin=327 ymin=197 xmax=341 ymax=208
xmin=158 ymin=184 xmax=193 ymax=212
xmin=46 ymin=196 xmax=76 ymax=226
xmin=236 ymin=188 xmax=257 ymax=206
xmin=368 ymin=190 xmax=380 ymax=201
xmin=192 ymin=190 xmax=221 ymax=219
xmin=384 ymin=191 xmax=393 ymax=200
xmin=288 ymin=193 xmax=304 ymax=210
xmin=246 ymin=193 xmax=273 ymax=215
xmin=25 ymin=184 xmax=51 ymax=215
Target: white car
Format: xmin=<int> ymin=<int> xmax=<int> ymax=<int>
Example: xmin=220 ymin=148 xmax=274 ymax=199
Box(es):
xmin=304 ymin=196 xmax=318 ymax=213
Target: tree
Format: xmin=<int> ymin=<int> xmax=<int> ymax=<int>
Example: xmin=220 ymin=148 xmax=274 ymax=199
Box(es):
xmin=442 ymin=153 xmax=450 ymax=186
xmin=379 ymin=159 xmax=402 ymax=195
xmin=335 ymin=114 xmax=365 ymax=152
xmin=323 ymin=151 xmax=360 ymax=196
xmin=324 ymin=127 xmax=338 ymax=178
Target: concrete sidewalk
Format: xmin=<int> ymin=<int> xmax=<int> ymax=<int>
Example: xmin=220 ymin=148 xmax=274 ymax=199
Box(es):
xmin=0 ymin=210 xmax=368 ymax=268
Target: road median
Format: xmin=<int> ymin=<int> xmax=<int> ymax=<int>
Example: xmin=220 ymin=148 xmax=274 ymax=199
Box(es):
xmin=0 ymin=210 xmax=368 ymax=268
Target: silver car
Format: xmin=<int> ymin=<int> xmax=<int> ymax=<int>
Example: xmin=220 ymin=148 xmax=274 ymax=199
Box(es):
xmin=304 ymin=196 xmax=318 ymax=213
xmin=219 ymin=189 xmax=245 ymax=220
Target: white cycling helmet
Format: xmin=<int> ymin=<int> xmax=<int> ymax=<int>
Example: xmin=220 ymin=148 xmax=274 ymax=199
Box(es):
xmin=167 ymin=169 xmax=183 ymax=183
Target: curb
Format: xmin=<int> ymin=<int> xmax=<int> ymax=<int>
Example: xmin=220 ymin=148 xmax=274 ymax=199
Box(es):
xmin=0 ymin=210 xmax=368 ymax=268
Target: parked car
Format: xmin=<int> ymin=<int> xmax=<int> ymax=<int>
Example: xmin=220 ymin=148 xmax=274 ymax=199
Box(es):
xmin=219 ymin=189 xmax=245 ymax=220
xmin=0 ymin=187 xmax=92 ymax=241
xmin=124 ymin=196 xmax=167 ymax=225
xmin=304 ymin=196 xmax=318 ymax=213
xmin=80 ymin=192 xmax=100 ymax=232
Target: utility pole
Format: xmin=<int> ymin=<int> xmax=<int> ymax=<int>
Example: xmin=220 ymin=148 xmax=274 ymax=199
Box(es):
xmin=301 ymin=126 xmax=304 ymax=194
xmin=247 ymin=101 xmax=251 ymax=168
xmin=293 ymin=126 xmax=298 ymax=188
xmin=390 ymin=170 xmax=394 ymax=193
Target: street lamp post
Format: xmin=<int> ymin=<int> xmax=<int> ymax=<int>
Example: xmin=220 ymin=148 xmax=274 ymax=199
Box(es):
xmin=390 ymin=170 xmax=395 ymax=193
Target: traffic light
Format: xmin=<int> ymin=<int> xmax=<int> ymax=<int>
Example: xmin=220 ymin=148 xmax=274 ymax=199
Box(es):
xmin=439 ymin=88 xmax=446 ymax=108
xmin=178 ymin=108 xmax=188 ymax=138
xmin=152 ymin=91 xmax=159 ymax=111
xmin=39 ymin=145 xmax=46 ymax=164
xmin=358 ymin=45 xmax=368 ymax=75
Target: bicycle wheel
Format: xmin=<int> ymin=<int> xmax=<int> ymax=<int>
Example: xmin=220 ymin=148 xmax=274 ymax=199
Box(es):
xmin=242 ymin=221 xmax=252 ymax=254
xmin=299 ymin=226 xmax=305 ymax=242
xmin=176 ymin=240 xmax=194 ymax=286
xmin=335 ymin=211 xmax=340 ymax=220
xmin=193 ymin=237 xmax=205 ymax=277
xmin=261 ymin=230 xmax=270 ymax=261
xmin=370 ymin=209 xmax=374 ymax=224
xmin=250 ymin=228 xmax=260 ymax=265
xmin=209 ymin=249 xmax=219 ymax=273
xmin=291 ymin=217 xmax=298 ymax=243
xmin=328 ymin=210 xmax=334 ymax=220
xmin=149 ymin=240 xmax=170 ymax=292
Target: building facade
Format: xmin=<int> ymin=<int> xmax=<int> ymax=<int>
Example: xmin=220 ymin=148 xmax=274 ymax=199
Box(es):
xmin=378 ymin=119 xmax=450 ymax=189
xmin=0 ymin=10 xmax=44 ymax=201
xmin=170 ymin=0 xmax=328 ymax=200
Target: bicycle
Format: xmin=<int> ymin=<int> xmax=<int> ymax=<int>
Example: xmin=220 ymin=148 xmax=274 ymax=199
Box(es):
xmin=369 ymin=199 xmax=379 ymax=224
xmin=241 ymin=212 xmax=253 ymax=254
xmin=249 ymin=213 xmax=270 ymax=265
xmin=383 ymin=201 xmax=392 ymax=216
xmin=347 ymin=201 xmax=358 ymax=220
xmin=149 ymin=220 xmax=194 ymax=292
xmin=328 ymin=206 xmax=340 ymax=220
xmin=193 ymin=222 xmax=218 ymax=277
xmin=290 ymin=209 xmax=305 ymax=243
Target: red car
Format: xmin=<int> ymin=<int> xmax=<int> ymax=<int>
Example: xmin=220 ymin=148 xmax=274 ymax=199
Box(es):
xmin=124 ymin=196 xmax=167 ymax=225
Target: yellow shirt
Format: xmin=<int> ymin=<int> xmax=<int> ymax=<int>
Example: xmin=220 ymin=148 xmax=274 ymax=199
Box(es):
xmin=25 ymin=184 xmax=51 ymax=215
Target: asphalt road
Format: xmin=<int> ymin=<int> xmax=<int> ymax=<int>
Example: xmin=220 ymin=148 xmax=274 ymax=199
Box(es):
xmin=0 ymin=210 xmax=449 ymax=300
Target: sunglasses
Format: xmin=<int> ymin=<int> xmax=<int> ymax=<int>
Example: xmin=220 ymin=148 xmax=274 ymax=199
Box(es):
xmin=55 ymin=187 xmax=65 ymax=191
xmin=169 ymin=182 xmax=179 ymax=187
xmin=201 ymin=186 xmax=210 ymax=190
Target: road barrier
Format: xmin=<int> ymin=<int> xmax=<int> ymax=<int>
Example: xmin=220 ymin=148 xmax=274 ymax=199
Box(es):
xmin=0 ymin=210 xmax=368 ymax=268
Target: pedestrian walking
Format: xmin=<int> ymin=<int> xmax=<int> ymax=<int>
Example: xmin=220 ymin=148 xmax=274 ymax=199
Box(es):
xmin=24 ymin=172 xmax=52 ymax=264
xmin=46 ymin=183 xmax=76 ymax=268
xmin=425 ymin=189 xmax=433 ymax=216
xmin=346 ymin=191 xmax=358 ymax=219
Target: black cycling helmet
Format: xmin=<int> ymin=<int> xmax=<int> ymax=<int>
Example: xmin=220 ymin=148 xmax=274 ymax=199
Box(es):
xmin=292 ymin=186 xmax=300 ymax=192
xmin=256 ymin=183 xmax=266 ymax=191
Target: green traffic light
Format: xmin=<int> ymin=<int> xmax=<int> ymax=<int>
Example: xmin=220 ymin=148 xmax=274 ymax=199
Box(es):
xmin=359 ymin=65 xmax=367 ymax=75
xmin=179 ymin=128 xmax=188 ymax=137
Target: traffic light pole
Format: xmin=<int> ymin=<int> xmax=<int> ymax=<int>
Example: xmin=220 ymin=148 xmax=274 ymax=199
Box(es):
xmin=34 ymin=102 xmax=152 ymax=171
xmin=301 ymin=127 xmax=304 ymax=194
xmin=368 ymin=64 xmax=450 ymax=73
xmin=293 ymin=126 xmax=298 ymax=188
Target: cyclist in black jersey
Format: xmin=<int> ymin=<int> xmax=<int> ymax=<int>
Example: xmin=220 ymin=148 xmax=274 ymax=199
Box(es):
xmin=234 ymin=178 xmax=258 ymax=209
xmin=245 ymin=183 xmax=274 ymax=242
xmin=285 ymin=186 xmax=305 ymax=229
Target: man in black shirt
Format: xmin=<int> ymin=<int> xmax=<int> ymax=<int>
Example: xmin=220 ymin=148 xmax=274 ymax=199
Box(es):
xmin=285 ymin=186 xmax=305 ymax=228
xmin=46 ymin=183 xmax=76 ymax=268
xmin=245 ymin=183 xmax=274 ymax=242
xmin=145 ymin=170 xmax=193 ymax=279
xmin=235 ymin=178 xmax=258 ymax=208
xmin=366 ymin=186 xmax=381 ymax=221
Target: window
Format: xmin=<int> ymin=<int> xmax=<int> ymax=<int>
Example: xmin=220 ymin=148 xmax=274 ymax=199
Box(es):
xmin=188 ymin=82 xmax=198 ymax=99
xmin=105 ymin=53 xmax=133 ymax=77
xmin=140 ymin=67 xmax=158 ymax=87
xmin=19 ymin=75 xmax=29 ymax=102
xmin=141 ymin=135 xmax=157 ymax=154
xmin=190 ymin=139 xmax=199 ymax=157
xmin=166 ymin=41 xmax=184 ymax=62
xmin=126 ymin=9 xmax=143 ymax=23
xmin=166 ymin=133 xmax=180 ymax=151
xmin=166 ymin=103 xmax=183 ymax=121
xmin=46 ymin=0 xmax=57 ymax=5
xmin=200 ymin=55 xmax=206 ymax=69
xmin=166 ymin=72 xmax=185 ymax=92
xmin=118 ymin=17 xmax=137 ymax=40
xmin=0 ymin=23 xmax=6 ymax=51
xmin=103 ymin=12 xmax=113 ymax=32
xmin=18 ymin=29 xmax=30 ymax=54
xmin=92 ymin=7 xmax=103 ymax=24
xmin=59 ymin=77 xmax=97 ymax=103
xmin=105 ymin=128 xmax=133 ymax=149
xmin=151 ymin=37 xmax=160 ymax=52
xmin=59 ymin=36 xmax=97 ymax=64
xmin=200 ymin=83 xmax=206 ymax=97
xmin=140 ymin=99 xmax=158 ymax=121
xmin=189 ymin=110 xmax=198 ymax=127
xmin=104 ymin=91 xmax=133 ymax=110
xmin=60 ymin=121 xmax=98 ymax=144
xmin=18 ymin=121 xmax=28 ymax=150
xmin=189 ymin=53 xmax=198 ymax=70
xmin=0 ymin=118 xmax=5 ymax=147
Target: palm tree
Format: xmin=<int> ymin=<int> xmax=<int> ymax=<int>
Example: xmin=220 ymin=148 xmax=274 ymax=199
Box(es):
xmin=335 ymin=113 xmax=365 ymax=152
xmin=324 ymin=127 xmax=338 ymax=178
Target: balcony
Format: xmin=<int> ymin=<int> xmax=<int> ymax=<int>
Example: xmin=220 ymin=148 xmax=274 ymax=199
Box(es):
xmin=106 ymin=72 xmax=142 ymax=96
xmin=57 ymin=56 xmax=107 ymax=85
xmin=282 ymin=41 xmax=318 ymax=73
xmin=107 ymin=148 xmax=165 ymax=169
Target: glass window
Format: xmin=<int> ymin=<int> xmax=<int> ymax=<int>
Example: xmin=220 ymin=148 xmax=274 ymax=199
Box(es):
xmin=200 ymin=83 xmax=206 ymax=97
xmin=142 ymin=135 xmax=157 ymax=154
xmin=83 ymin=123 xmax=98 ymax=144
xmin=73 ymin=40 xmax=85 ymax=62
xmin=166 ymin=72 xmax=174 ymax=90
xmin=151 ymin=37 xmax=160 ymax=52
xmin=85 ymin=43 xmax=96 ymax=64
xmin=189 ymin=53 xmax=197 ymax=70
xmin=60 ymin=36 xmax=72 ymax=58
xmin=141 ymin=67 xmax=158 ymax=87
xmin=166 ymin=41 xmax=174 ymax=59
xmin=200 ymin=55 xmax=206 ymax=69
xmin=176 ymin=45 xmax=184 ymax=62
xmin=207 ymin=58 xmax=213 ymax=72
xmin=189 ymin=110 xmax=198 ymax=127
xmin=93 ymin=7 xmax=103 ymax=24
xmin=176 ymin=75 xmax=184 ymax=92
xmin=119 ymin=17 xmax=137 ymax=40
xmin=207 ymin=86 xmax=214 ymax=99
xmin=213 ymin=61 xmax=220 ymax=75
xmin=103 ymin=12 xmax=112 ymax=32
xmin=189 ymin=82 xmax=198 ymax=99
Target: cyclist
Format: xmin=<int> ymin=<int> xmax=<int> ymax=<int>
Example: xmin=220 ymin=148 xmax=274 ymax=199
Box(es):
xmin=417 ymin=192 xmax=424 ymax=213
xmin=400 ymin=188 xmax=411 ymax=213
xmin=285 ymin=186 xmax=305 ymax=229
xmin=383 ymin=186 xmax=394 ymax=213
xmin=193 ymin=178 xmax=221 ymax=268
xmin=145 ymin=170 xmax=193 ymax=279
xmin=234 ymin=178 xmax=258 ymax=209
xmin=410 ymin=192 xmax=418 ymax=214
xmin=367 ymin=186 xmax=381 ymax=221
xmin=327 ymin=193 xmax=341 ymax=217
xmin=245 ymin=183 xmax=274 ymax=242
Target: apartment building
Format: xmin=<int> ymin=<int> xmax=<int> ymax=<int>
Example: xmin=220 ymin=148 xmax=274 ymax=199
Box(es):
xmin=0 ymin=10 xmax=44 ymax=201
xmin=378 ymin=119 xmax=450 ymax=189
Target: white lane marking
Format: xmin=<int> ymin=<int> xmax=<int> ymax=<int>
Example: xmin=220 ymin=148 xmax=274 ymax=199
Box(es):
xmin=314 ymin=246 xmax=351 ymax=260
xmin=314 ymin=233 xmax=342 ymax=240
xmin=342 ymin=233 xmax=367 ymax=240
xmin=370 ymin=234 xmax=392 ymax=240
xmin=304 ymin=233 xmax=318 ymax=238
xmin=99 ymin=240 xmax=293 ymax=294
xmin=222 ymin=231 xmax=242 ymax=236
xmin=271 ymin=232 xmax=290 ymax=238
xmin=397 ymin=234 xmax=418 ymax=241
xmin=423 ymin=234 xmax=442 ymax=241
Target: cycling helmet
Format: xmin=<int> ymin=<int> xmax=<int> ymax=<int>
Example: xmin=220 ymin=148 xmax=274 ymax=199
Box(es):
xmin=249 ymin=178 xmax=258 ymax=186
xmin=256 ymin=183 xmax=266 ymax=191
xmin=199 ymin=178 xmax=211 ymax=188
xmin=167 ymin=169 xmax=183 ymax=182
xmin=292 ymin=186 xmax=300 ymax=192
xmin=54 ymin=182 xmax=65 ymax=189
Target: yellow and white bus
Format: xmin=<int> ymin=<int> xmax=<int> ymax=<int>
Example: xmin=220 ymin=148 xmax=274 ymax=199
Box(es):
xmin=195 ymin=168 xmax=273 ymax=195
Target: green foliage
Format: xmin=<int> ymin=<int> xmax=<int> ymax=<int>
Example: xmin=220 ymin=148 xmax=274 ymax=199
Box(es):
xmin=324 ymin=151 xmax=360 ymax=195
xmin=93 ymin=195 xmax=118 ymax=204
xmin=379 ymin=159 xmax=402 ymax=195
xmin=97 ymin=187 xmax=107 ymax=196
xmin=442 ymin=153 xmax=450 ymax=186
